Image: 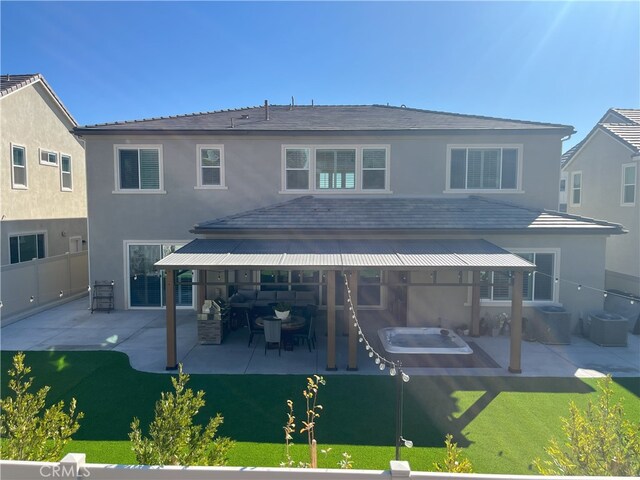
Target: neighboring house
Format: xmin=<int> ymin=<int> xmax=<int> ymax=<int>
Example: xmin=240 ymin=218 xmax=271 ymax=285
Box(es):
xmin=1 ymin=74 xmax=88 ymax=321
xmin=75 ymin=104 xmax=624 ymax=371
xmin=562 ymin=108 xmax=640 ymax=296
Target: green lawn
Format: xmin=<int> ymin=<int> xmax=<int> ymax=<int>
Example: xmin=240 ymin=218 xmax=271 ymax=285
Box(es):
xmin=1 ymin=350 xmax=638 ymax=473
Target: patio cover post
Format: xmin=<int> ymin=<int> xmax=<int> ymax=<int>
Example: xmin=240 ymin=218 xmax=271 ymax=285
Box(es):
xmin=508 ymin=270 xmax=523 ymax=374
xmin=326 ymin=270 xmax=337 ymax=371
xmin=197 ymin=270 xmax=207 ymax=313
xmin=471 ymin=270 xmax=481 ymax=337
xmin=166 ymin=268 xmax=178 ymax=370
xmin=347 ymin=271 xmax=358 ymax=371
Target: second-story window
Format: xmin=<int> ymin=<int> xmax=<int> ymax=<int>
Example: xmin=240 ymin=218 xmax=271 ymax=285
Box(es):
xmin=40 ymin=149 xmax=58 ymax=166
xmin=11 ymin=144 xmax=27 ymax=189
xmin=622 ymin=164 xmax=636 ymax=206
xmin=316 ymin=149 xmax=356 ymax=190
xmin=196 ymin=145 xmax=225 ymax=188
xmin=115 ymin=145 xmax=163 ymax=192
xmin=282 ymin=145 xmax=390 ymax=193
xmin=285 ymin=148 xmax=310 ymax=190
xmin=570 ymin=171 xmax=582 ymax=206
xmin=60 ymin=154 xmax=72 ymax=191
xmin=448 ymin=146 xmax=520 ymax=191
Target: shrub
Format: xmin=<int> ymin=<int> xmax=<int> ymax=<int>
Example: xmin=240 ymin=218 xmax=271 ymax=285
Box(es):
xmin=433 ymin=433 xmax=473 ymax=473
xmin=129 ymin=365 xmax=233 ymax=466
xmin=0 ymin=352 xmax=83 ymax=461
xmin=535 ymin=375 xmax=640 ymax=476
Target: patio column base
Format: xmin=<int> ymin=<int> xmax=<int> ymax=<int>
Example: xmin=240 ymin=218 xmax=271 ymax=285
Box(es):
xmin=508 ymin=366 xmax=522 ymax=374
xmin=166 ymin=365 xmax=178 ymax=371
xmin=347 ymin=366 xmax=358 ymax=371
xmin=326 ymin=366 xmax=338 ymax=371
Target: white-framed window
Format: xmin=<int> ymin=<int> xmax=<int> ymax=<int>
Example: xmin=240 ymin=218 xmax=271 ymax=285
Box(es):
xmin=284 ymin=148 xmax=310 ymax=190
xmin=39 ymin=148 xmax=58 ymax=166
xmin=9 ymin=232 xmax=46 ymax=264
xmin=114 ymin=145 xmax=164 ymax=193
xmin=570 ymin=171 xmax=582 ymax=206
xmin=621 ymin=163 xmax=636 ymax=206
xmin=11 ymin=143 xmax=27 ymax=189
xmin=281 ymin=145 xmax=390 ymax=193
xmin=60 ymin=154 xmax=72 ymax=191
xmin=446 ymin=145 xmax=522 ymax=192
xmin=125 ymin=241 xmax=192 ymax=309
xmin=479 ymin=249 xmax=559 ymax=304
xmin=559 ymin=179 xmax=566 ymax=192
xmin=196 ymin=145 xmax=226 ymax=189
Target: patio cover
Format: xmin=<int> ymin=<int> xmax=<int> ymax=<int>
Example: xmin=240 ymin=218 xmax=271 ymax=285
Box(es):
xmin=155 ymin=238 xmax=535 ymax=271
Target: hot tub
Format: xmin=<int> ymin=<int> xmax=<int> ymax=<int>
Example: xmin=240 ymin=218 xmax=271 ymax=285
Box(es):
xmin=378 ymin=327 xmax=473 ymax=355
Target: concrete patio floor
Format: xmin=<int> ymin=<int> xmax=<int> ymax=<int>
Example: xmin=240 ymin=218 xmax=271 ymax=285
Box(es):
xmin=1 ymin=296 xmax=638 ymax=378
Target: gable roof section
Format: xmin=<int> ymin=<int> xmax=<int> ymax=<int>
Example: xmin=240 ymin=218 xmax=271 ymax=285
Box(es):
xmin=193 ymin=196 xmax=624 ymax=235
xmin=0 ymin=73 xmax=77 ymax=127
xmin=562 ymin=108 xmax=640 ymax=168
xmin=75 ymin=104 xmax=574 ymax=135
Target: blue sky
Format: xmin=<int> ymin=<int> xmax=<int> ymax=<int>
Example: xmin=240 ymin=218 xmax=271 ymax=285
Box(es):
xmin=2 ymin=1 xmax=638 ymax=150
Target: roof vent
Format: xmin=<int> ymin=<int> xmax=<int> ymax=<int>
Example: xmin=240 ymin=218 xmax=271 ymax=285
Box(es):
xmin=264 ymin=100 xmax=269 ymax=120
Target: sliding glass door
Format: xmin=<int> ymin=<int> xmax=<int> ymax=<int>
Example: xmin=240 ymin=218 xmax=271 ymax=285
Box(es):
xmin=128 ymin=243 xmax=193 ymax=308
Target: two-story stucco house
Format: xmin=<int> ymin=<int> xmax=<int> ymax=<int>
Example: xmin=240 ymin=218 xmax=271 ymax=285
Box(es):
xmin=562 ymin=108 xmax=639 ymax=297
xmin=1 ymin=74 xmax=88 ymax=320
xmin=74 ymin=103 xmax=623 ymax=371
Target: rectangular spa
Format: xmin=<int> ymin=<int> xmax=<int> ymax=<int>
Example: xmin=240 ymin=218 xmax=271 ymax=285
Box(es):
xmin=378 ymin=327 xmax=473 ymax=355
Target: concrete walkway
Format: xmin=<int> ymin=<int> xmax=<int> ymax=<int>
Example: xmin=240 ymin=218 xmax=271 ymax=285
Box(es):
xmin=1 ymin=297 xmax=638 ymax=377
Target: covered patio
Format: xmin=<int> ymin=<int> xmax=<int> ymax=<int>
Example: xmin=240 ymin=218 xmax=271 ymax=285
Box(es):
xmin=156 ymin=238 xmax=535 ymax=374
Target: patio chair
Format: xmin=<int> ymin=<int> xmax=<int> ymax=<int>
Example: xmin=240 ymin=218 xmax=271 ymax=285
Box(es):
xmin=293 ymin=315 xmax=316 ymax=351
xmin=245 ymin=310 xmax=264 ymax=347
xmin=263 ymin=318 xmax=282 ymax=356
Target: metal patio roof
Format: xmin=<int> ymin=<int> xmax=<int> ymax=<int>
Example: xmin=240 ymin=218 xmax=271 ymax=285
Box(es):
xmin=155 ymin=238 xmax=535 ymax=271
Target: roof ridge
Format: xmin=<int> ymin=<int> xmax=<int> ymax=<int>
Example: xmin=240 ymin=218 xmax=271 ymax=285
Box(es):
xmin=370 ymin=104 xmax=574 ymax=129
xmin=82 ymin=104 xmax=263 ymax=128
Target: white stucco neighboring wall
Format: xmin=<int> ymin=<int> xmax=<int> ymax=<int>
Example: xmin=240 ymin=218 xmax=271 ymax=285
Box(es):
xmin=1 ymin=80 xmax=88 ymax=264
xmin=564 ymin=129 xmax=639 ymax=296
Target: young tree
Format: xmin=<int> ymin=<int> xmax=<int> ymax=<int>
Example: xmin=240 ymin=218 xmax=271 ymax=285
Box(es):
xmin=535 ymin=375 xmax=640 ymax=476
xmin=129 ymin=365 xmax=233 ymax=466
xmin=433 ymin=433 xmax=473 ymax=473
xmin=0 ymin=352 xmax=83 ymax=461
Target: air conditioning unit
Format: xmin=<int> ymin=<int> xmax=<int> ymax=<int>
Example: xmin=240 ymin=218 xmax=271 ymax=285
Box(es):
xmin=588 ymin=311 xmax=628 ymax=347
xmin=532 ymin=305 xmax=571 ymax=344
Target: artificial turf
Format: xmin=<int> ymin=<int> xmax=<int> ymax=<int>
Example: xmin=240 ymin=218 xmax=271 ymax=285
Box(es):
xmin=1 ymin=350 xmax=638 ymax=473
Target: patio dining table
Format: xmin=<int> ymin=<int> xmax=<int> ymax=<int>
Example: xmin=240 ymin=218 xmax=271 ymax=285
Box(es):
xmin=255 ymin=315 xmax=306 ymax=331
xmin=255 ymin=315 xmax=306 ymax=351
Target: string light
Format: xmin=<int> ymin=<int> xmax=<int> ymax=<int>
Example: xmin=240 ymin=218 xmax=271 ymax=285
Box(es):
xmin=341 ymin=272 xmax=409 ymax=382
xmin=59 ymin=290 xmax=64 ymax=297
xmin=29 ymin=296 xmax=35 ymax=303
xmin=534 ymin=270 xmax=638 ymax=305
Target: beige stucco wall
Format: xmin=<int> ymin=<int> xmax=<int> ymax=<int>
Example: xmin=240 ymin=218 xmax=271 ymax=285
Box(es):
xmin=82 ymin=130 xmax=568 ymax=309
xmin=564 ymin=129 xmax=639 ymax=295
xmin=1 ymin=81 xmax=87 ymax=221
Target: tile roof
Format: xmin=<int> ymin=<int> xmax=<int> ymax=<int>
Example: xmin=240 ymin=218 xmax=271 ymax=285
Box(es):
xmin=0 ymin=73 xmax=40 ymax=96
xmin=155 ymin=238 xmax=536 ymax=271
xmin=600 ymin=123 xmax=640 ymax=153
xmin=610 ymin=108 xmax=640 ymax=125
xmin=0 ymin=73 xmax=77 ymax=126
xmin=75 ymin=104 xmax=574 ymax=134
xmin=193 ymin=196 xmax=624 ymax=235
xmin=562 ymin=108 xmax=640 ymax=166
